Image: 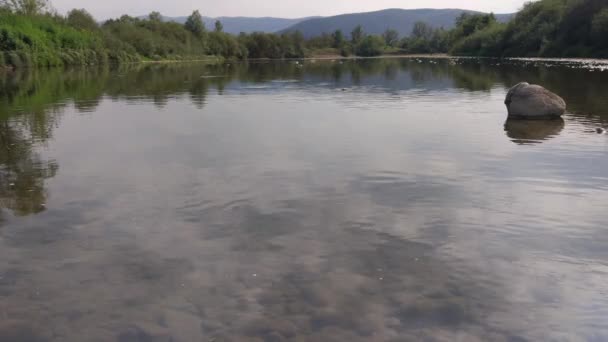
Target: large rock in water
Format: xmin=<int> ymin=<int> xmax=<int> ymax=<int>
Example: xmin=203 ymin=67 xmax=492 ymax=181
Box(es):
xmin=505 ymin=82 xmax=566 ymax=119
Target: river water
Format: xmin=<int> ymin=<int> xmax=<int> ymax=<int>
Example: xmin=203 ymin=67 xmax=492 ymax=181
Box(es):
xmin=1 ymin=58 xmax=608 ymax=341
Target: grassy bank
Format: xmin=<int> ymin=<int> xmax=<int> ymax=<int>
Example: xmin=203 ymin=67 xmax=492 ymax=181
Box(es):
xmin=0 ymin=10 xmax=239 ymax=69
xmin=0 ymin=12 xmax=117 ymax=68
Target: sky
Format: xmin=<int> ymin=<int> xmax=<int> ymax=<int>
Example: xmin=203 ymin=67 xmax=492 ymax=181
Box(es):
xmin=50 ymin=0 xmax=530 ymax=20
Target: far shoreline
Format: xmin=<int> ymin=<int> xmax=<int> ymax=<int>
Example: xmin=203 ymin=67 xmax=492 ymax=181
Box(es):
xmin=3 ymin=54 xmax=608 ymax=72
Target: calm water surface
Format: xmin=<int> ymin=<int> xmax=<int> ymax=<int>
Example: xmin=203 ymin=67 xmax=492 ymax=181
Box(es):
xmin=1 ymin=58 xmax=608 ymax=341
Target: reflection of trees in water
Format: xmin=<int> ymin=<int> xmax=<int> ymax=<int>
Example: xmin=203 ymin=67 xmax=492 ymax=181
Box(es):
xmin=0 ymin=64 xmax=233 ymax=219
xmin=0 ymin=70 xmax=74 ymax=218
xmin=426 ymin=58 xmax=608 ymax=122
xmin=1 ymin=58 xmax=607 ymax=220
xmin=3 ymin=58 xmax=606 ymax=119
xmin=0 ymin=120 xmax=58 ymax=219
xmin=448 ymin=61 xmax=502 ymax=91
xmin=0 ymin=68 xmax=107 ymax=219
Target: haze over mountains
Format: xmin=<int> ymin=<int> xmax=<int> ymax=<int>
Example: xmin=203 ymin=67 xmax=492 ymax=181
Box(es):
xmin=160 ymin=8 xmax=513 ymax=36
xmin=281 ymin=9 xmax=513 ymax=38
xmin=159 ymin=16 xmax=316 ymax=35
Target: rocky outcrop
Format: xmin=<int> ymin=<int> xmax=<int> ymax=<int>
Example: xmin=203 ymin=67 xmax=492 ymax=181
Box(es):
xmin=505 ymin=82 xmax=566 ymax=119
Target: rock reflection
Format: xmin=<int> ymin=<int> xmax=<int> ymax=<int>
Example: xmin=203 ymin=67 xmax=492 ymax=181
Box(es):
xmin=504 ymin=118 xmax=565 ymax=145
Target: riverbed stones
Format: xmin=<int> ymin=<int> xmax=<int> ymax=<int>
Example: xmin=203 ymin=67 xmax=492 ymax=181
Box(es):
xmin=0 ymin=320 xmax=46 ymax=342
xmin=505 ymin=82 xmax=566 ymax=119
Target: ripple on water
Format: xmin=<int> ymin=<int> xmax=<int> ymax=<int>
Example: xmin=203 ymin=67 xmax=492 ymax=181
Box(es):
xmin=2 ymin=58 xmax=608 ymax=341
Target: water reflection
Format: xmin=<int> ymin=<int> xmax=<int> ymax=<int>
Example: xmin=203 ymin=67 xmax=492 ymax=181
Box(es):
xmin=1 ymin=58 xmax=607 ymax=120
xmin=504 ymin=118 xmax=565 ymax=145
xmin=0 ymin=118 xmax=58 ymax=220
xmin=1 ymin=58 xmax=608 ymax=341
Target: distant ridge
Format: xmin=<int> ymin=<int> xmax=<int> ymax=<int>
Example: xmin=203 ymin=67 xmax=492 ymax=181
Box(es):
xmin=280 ymin=8 xmax=513 ymax=38
xmin=139 ymin=9 xmax=513 ymax=37
xmin=158 ymin=16 xmax=319 ymax=34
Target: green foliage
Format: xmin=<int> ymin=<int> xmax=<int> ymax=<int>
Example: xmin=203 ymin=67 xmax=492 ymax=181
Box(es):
xmin=591 ymin=8 xmax=608 ymax=38
xmin=452 ymin=13 xmax=496 ymax=42
xmin=306 ymin=33 xmax=332 ymax=50
xmin=208 ymin=31 xmax=246 ymax=59
xmin=451 ymin=23 xmax=506 ymax=56
xmin=356 ymin=35 xmax=384 ymax=56
xmin=6 ymin=51 xmax=22 ymax=67
xmin=451 ymin=0 xmax=608 ymax=58
xmin=67 ymin=9 xmax=98 ymax=31
xmin=0 ymin=12 xmax=108 ymax=67
xmin=400 ymin=23 xmax=448 ymax=54
xmin=214 ymin=20 xmax=223 ymax=33
xmin=148 ymin=11 xmax=162 ymax=22
xmin=332 ymin=30 xmax=344 ymax=48
xmin=184 ymin=10 xmax=205 ymax=37
xmin=382 ymin=29 xmax=399 ymax=47
xmin=101 ymin=15 xmax=207 ymax=60
xmin=1 ymin=0 xmax=49 ymax=15
xmin=2 ymin=0 xmax=606 ymax=68
xmin=351 ymin=25 xmax=364 ymax=46
xmin=411 ymin=22 xmax=433 ymax=40
xmin=239 ymin=31 xmax=306 ymax=59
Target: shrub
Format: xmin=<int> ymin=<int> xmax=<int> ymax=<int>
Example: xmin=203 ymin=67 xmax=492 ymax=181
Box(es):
xmin=340 ymin=46 xmax=351 ymax=57
xmin=451 ymin=24 xmax=507 ymax=56
xmin=6 ymin=51 xmax=23 ymax=68
xmin=356 ymin=36 xmax=385 ymax=57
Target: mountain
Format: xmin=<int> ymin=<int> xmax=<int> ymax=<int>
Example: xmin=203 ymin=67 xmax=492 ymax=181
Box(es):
xmin=280 ymin=9 xmax=513 ymax=38
xmin=159 ymin=16 xmax=318 ymax=34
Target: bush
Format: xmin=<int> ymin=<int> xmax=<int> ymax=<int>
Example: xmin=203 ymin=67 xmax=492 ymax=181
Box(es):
xmin=356 ymin=36 xmax=384 ymax=57
xmin=451 ymin=24 xmax=506 ymax=56
xmin=6 ymin=51 xmax=23 ymax=68
xmin=340 ymin=47 xmax=351 ymax=57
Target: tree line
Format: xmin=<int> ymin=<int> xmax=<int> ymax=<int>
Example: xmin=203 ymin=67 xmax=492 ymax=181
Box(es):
xmin=1 ymin=0 xmax=607 ymax=68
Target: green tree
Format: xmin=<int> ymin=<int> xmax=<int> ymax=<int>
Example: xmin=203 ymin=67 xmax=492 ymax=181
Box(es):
xmin=331 ymin=29 xmax=344 ymax=48
xmin=412 ymin=22 xmax=433 ymax=40
xmin=356 ymin=35 xmax=384 ymax=56
xmin=1 ymin=0 xmax=49 ymax=15
xmin=66 ymin=8 xmax=98 ymax=31
xmin=148 ymin=11 xmax=162 ymax=22
xmin=214 ymin=20 xmax=223 ymax=33
xmin=591 ymin=8 xmax=608 ymax=46
xmin=351 ymin=25 xmax=364 ymax=46
xmin=185 ymin=10 xmax=205 ymax=36
xmin=382 ymin=29 xmax=399 ymax=47
xmin=429 ymin=28 xmax=448 ymax=52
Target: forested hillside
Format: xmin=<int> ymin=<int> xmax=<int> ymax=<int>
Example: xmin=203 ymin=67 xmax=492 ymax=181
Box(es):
xmin=451 ymin=0 xmax=608 ymax=57
xmin=280 ymin=9 xmax=512 ymax=38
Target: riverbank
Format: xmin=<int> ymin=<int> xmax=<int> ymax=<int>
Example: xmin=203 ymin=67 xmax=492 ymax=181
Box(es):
xmin=306 ymin=52 xmax=450 ymax=60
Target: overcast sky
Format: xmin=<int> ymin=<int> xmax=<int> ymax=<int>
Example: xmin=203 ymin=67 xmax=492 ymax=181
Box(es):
xmin=50 ymin=0 xmax=530 ymax=20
